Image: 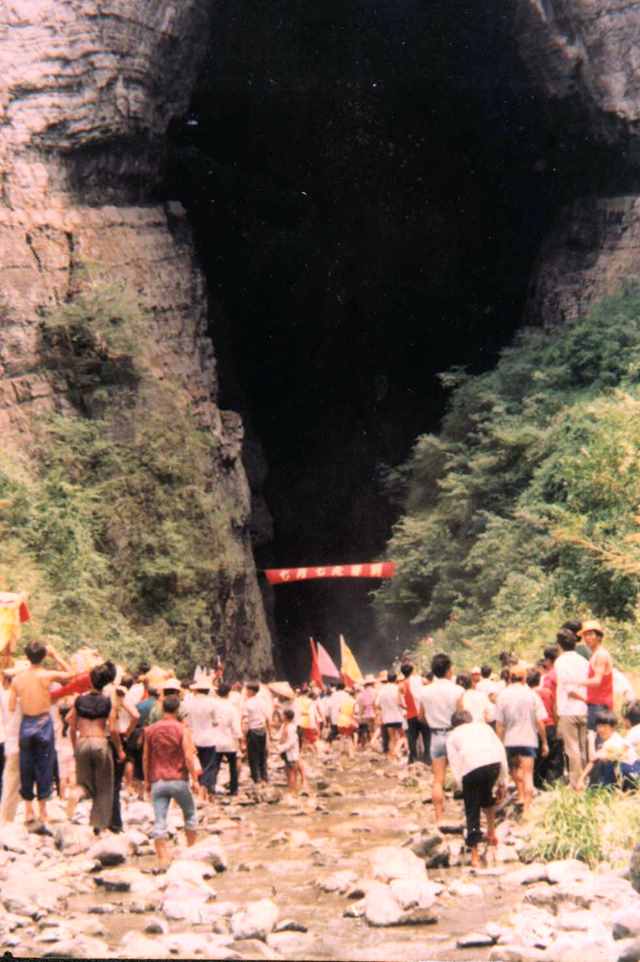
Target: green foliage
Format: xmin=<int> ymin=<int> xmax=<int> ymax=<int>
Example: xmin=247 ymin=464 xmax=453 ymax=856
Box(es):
xmin=528 ymin=783 xmax=640 ymax=867
xmin=1 ymin=285 xmax=240 ymax=676
xmin=375 ymin=284 xmax=640 ymax=667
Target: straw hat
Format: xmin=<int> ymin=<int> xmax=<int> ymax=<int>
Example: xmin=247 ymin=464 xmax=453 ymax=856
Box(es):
xmin=161 ymin=677 xmax=182 ymax=691
xmin=363 ymin=674 xmax=376 ymax=685
xmin=268 ymin=680 xmax=296 ymax=700
xmin=578 ymin=620 xmax=604 ymax=637
xmin=143 ymin=665 xmax=171 ymax=689
xmin=510 ymin=662 xmax=529 ymax=679
xmin=471 ymin=666 xmax=482 ymax=675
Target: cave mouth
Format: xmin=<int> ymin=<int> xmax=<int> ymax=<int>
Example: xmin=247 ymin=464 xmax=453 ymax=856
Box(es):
xmin=162 ymin=0 xmax=621 ymax=680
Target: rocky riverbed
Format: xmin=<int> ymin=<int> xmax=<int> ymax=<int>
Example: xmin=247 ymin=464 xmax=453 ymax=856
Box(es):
xmin=1 ymin=749 xmax=640 ymax=961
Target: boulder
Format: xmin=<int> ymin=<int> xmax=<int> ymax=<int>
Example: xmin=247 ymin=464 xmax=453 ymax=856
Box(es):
xmin=630 ymin=844 xmax=640 ymax=895
xmin=369 ymin=845 xmax=428 ymax=883
xmin=118 ymin=931 xmax=169 ymax=959
xmin=546 ymin=859 xmax=592 ymax=886
xmin=230 ymin=899 xmax=280 ymax=941
xmin=389 ymin=878 xmax=439 ymax=910
xmin=448 ymin=879 xmax=483 ymax=898
xmin=162 ymin=932 xmax=215 ymax=955
xmin=164 ymin=859 xmax=215 ymax=884
xmin=144 ymin=917 xmax=169 ymax=935
xmin=544 ymin=930 xmax=618 ymax=962
xmin=502 ymin=865 xmax=549 ymax=887
xmin=94 ymin=867 xmax=156 ymax=896
xmin=88 ymin=834 xmax=129 ymax=867
xmin=407 ymin=830 xmax=446 ymax=859
xmin=457 ymin=933 xmax=497 ymax=948
xmin=614 ymin=906 xmax=640 ymax=940
xmin=489 ymin=949 xmax=547 ymax=962
xmin=618 ymin=939 xmax=640 ymax=962
xmin=319 ymin=870 xmax=358 ymax=894
xmin=181 ymin=836 xmax=228 ymax=872
xmin=363 ymin=882 xmax=404 ymax=927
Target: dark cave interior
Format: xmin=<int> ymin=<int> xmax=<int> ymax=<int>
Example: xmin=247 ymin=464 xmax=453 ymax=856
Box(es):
xmin=163 ymin=0 xmax=624 ymax=678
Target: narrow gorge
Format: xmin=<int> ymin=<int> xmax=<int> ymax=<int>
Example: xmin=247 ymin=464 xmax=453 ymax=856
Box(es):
xmin=2 ymin=0 xmax=640 ymax=677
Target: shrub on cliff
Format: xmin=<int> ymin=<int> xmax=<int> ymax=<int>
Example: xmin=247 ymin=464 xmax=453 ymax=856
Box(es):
xmin=0 ymin=284 xmax=241 ymax=675
xmin=374 ymin=284 xmax=640 ymax=665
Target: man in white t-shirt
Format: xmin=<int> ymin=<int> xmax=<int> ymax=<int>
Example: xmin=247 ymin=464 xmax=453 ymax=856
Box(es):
xmin=554 ymin=628 xmax=589 ymax=789
xmin=418 ymin=653 xmax=464 ymax=825
xmin=495 ymin=664 xmax=547 ymax=817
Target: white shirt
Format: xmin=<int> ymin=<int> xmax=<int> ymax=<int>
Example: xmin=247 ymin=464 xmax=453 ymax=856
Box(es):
xmin=328 ymin=689 xmax=350 ymax=725
xmin=184 ymin=693 xmax=218 ymax=747
xmin=462 ymin=688 xmax=492 ymax=724
xmin=446 ymin=722 xmax=509 ymax=787
xmin=477 ymin=678 xmax=501 ymax=699
xmin=376 ymin=683 xmax=404 ymax=725
xmin=627 ymin=724 xmax=640 ymax=751
xmin=419 ymin=678 xmax=464 ymax=729
xmin=613 ymin=669 xmax=635 ymax=704
xmin=212 ymin=699 xmax=242 ymax=752
xmin=495 ymin=683 xmax=546 ymax=748
xmin=243 ymin=695 xmax=271 ymax=731
xmin=555 ymin=651 xmax=589 ymax=716
xmin=1 ymin=688 xmax=21 ymax=755
xmin=127 ymin=682 xmax=145 ymax=710
xmin=279 ymin=722 xmax=300 ymax=762
xmin=595 ymin=731 xmax=637 ymax=765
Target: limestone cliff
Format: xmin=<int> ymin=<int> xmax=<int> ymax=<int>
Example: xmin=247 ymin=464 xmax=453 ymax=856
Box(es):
xmin=515 ymin=1 xmax=640 ymax=323
xmin=0 ymin=0 xmax=273 ymax=678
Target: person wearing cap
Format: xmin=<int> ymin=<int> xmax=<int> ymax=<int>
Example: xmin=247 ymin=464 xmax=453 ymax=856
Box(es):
xmin=570 ymin=621 xmax=614 ymax=759
xmin=182 ymin=677 xmax=218 ymax=799
xmin=147 ymin=677 xmax=186 ymax=726
xmin=495 ymin=664 xmax=548 ymax=817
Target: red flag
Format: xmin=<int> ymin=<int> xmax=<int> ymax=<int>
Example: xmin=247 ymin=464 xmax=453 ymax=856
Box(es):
xmin=265 ymin=562 xmax=396 ymax=585
xmin=309 ymin=638 xmax=324 ymax=689
xmin=316 ymin=641 xmax=341 ymax=680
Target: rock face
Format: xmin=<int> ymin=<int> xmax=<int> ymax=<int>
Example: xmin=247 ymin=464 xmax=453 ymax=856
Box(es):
xmin=0 ymin=1 xmax=272 ymax=677
xmin=514 ymin=0 xmax=640 ymax=137
xmin=513 ymin=2 xmax=640 ymax=326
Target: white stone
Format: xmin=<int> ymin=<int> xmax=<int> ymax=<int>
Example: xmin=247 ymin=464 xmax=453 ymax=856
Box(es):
xmin=181 ymin=836 xmax=228 ymax=872
xmin=230 ymin=898 xmax=280 ymax=941
xmin=448 ymin=879 xmax=483 ymax=898
xmin=88 ymin=834 xmax=129 ymax=866
xmin=369 ymin=845 xmax=428 ymax=883
xmin=319 ymin=869 xmax=358 ymax=893
xmin=614 ymin=905 xmax=640 ymax=938
xmin=164 ymin=858 xmax=215 ymax=884
xmin=389 ymin=878 xmax=439 ymax=910
xmin=543 ymin=930 xmax=617 ymax=962
xmin=546 ymin=859 xmax=591 ymax=885
xmin=363 ymin=881 xmax=404 ymax=927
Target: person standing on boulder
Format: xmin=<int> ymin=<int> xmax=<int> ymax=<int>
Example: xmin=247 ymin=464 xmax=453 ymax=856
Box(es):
xmin=9 ymin=640 xmax=72 ymax=832
xmin=210 ymin=683 xmax=241 ymax=796
xmin=143 ymin=693 xmax=202 ymax=869
xmin=242 ymin=682 xmax=272 ymax=784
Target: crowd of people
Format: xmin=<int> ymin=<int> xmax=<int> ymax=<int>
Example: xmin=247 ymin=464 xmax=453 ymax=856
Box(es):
xmin=0 ymin=617 xmax=638 ymax=870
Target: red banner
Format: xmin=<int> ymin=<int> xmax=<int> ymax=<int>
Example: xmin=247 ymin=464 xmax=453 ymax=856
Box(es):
xmin=265 ymin=562 xmax=396 ymax=585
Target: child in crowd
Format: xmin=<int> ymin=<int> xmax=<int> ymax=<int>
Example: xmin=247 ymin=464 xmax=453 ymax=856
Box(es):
xmin=280 ymin=708 xmax=307 ymax=794
xmin=577 ymin=711 xmax=640 ymax=790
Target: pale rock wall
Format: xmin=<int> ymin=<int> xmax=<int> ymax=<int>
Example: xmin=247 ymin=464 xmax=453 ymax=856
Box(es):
xmin=0 ymin=0 xmax=274 ymax=677
xmin=515 ymin=1 xmax=640 ymax=323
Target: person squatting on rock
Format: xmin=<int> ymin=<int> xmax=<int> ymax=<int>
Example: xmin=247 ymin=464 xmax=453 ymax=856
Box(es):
xmin=65 ymin=661 xmax=122 ymax=833
xmin=446 ymin=709 xmax=507 ymax=867
xmin=143 ymin=693 xmax=202 ymax=869
xmin=9 ymin=640 xmax=72 ymax=832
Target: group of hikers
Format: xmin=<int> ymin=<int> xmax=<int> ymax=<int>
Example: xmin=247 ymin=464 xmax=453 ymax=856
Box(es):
xmin=0 ymin=616 xmax=637 ymax=869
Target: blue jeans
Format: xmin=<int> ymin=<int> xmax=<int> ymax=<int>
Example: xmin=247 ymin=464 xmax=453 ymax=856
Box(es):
xmin=151 ymin=779 xmax=197 ymax=838
xmin=19 ymin=713 xmax=55 ymax=802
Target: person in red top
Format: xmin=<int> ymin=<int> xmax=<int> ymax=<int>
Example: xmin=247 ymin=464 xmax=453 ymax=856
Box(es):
xmin=529 ymin=667 xmax=563 ymax=788
xmin=399 ymin=662 xmax=426 ymax=764
xmin=573 ymin=621 xmax=614 ymax=758
xmin=143 ymin=694 xmax=202 ymax=869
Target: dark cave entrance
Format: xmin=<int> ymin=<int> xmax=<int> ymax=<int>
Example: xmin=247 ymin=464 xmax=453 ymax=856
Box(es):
xmin=163 ymin=0 xmax=621 ymax=679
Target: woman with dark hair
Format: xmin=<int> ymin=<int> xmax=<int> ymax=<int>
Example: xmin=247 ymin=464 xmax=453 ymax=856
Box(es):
xmin=66 ymin=662 xmax=124 ymax=833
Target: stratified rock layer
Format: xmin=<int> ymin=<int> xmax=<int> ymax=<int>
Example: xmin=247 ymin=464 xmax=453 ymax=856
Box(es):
xmin=0 ymin=1 xmax=272 ymax=676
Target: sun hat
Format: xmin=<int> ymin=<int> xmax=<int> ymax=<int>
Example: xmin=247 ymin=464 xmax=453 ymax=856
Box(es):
xmin=161 ymin=677 xmax=182 ymax=691
xmin=364 ymin=674 xmax=376 ymax=685
xmin=578 ymin=620 xmax=604 ymax=637
xmin=510 ymin=662 xmax=529 ymax=679
xmin=471 ymin=666 xmax=482 ymax=674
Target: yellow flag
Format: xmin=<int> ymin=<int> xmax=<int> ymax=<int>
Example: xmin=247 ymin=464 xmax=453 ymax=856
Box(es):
xmin=339 ymin=634 xmax=363 ymax=685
